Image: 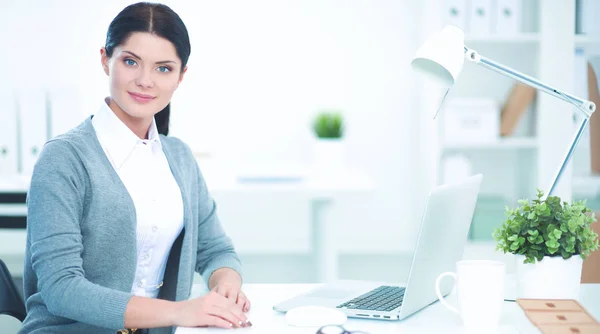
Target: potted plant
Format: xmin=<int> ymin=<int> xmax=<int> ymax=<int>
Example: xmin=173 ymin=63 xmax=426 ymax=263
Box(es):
xmin=311 ymin=111 xmax=345 ymax=170
xmin=493 ymin=189 xmax=599 ymax=299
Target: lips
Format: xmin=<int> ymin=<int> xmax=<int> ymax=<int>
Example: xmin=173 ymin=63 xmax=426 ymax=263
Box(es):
xmin=128 ymin=92 xmax=155 ymax=103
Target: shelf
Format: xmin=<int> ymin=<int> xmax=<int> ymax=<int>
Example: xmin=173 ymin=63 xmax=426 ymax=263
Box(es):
xmin=462 ymin=34 xmax=599 ymax=48
xmin=443 ymin=137 xmax=538 ymax=150
xmin=575 ymin=34 xmax=600 ymax=48
xmin=465 ymin=33 xmax=540 ymax=44
xmin=0 ymin=204 xmax=27 ymax=216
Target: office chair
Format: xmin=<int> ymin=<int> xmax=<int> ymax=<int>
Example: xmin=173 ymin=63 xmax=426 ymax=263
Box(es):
xmin=0 ymin=259 xmax=26 ymax=322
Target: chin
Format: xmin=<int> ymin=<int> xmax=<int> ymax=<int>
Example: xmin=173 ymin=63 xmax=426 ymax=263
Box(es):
xmin=119 ymin=97 xmax=161 ymax=119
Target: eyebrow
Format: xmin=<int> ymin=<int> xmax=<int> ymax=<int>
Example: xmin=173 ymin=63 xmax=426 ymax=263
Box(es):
xmin=123 ymin=50 xmax=178 ymax=65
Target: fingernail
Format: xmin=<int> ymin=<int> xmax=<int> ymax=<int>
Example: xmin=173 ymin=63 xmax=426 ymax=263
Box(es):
xmin=238 ymin=321 xmax=243 ymax=325
xmin=246 ymin=321 xmax=253 ymax=327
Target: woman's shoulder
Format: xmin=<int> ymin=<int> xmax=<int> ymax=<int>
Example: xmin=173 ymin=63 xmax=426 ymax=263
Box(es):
xmin=37 ymin=117 xmax=97 ymax=164
xmin=48 ymin=117 xmax=95 ymax=145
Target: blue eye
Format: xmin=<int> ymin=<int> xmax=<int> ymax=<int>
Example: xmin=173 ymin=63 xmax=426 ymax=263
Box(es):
xmin=125 ymin=59 xmax=137 ymax=66
xmin=157 ymin=66 xmax=171 ymax=73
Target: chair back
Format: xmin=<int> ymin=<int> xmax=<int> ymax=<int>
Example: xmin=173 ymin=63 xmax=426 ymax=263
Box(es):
xmin=0 ymin=259 xmax=26 ymax=322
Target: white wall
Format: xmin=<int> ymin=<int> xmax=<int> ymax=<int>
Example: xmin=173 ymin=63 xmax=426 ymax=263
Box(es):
xmin=0 ymin=0 xmax=424 ymax=254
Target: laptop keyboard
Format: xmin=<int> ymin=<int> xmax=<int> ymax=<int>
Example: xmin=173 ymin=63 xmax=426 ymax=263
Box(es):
xmin=336 ymin=286 xmax=405 ymax=312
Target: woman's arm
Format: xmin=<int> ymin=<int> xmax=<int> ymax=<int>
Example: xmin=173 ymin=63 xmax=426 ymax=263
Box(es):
xmin=124 ymin=297 xmax=179 ymax=328
xmin=27 ymin=140 xmax=132 ymax=329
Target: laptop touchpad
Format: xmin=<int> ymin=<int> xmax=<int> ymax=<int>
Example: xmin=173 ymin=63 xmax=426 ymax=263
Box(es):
xmin=305 ymin=288 xmax=357 ymax=299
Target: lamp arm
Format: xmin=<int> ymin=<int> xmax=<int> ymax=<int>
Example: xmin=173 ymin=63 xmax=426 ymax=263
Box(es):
xmin=463 ymin=46 xmax=596 ymax=199
xmin=463 ymin=46 xmax=596 ymax=118
xmin=544 ymin=116 xmax=589 ymax=199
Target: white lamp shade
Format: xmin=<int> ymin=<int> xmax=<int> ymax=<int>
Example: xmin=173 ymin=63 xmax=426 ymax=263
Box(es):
xmin=411 ymin=25 xmax=466 ymax=86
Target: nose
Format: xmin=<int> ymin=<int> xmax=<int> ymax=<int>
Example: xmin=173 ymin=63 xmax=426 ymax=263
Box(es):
xmin=135 ymin=68 xmax=154 ymax=88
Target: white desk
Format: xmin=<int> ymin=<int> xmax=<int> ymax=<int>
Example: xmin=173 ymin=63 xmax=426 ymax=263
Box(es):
xmin=175 ymin=282 xmax=600 ymax=334
xmin=208 ymin=168 xmax=374 ymax=283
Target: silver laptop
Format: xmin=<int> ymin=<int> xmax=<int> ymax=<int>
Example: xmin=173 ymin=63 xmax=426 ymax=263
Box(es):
xmin=273 ymin=174 xmax=482 ymax=321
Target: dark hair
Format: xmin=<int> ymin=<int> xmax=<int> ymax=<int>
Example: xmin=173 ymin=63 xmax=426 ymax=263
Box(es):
xmin=104 ymin=2 xmax=191 ymax=136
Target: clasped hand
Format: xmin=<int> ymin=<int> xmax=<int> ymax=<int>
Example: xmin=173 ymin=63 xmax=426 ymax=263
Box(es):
xmin=175 ymin=268 xmax=252 ymax=329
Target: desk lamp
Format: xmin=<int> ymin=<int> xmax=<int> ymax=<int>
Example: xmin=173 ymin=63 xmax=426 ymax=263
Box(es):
xmin=411 ymin=25 xmax=597 ymax=199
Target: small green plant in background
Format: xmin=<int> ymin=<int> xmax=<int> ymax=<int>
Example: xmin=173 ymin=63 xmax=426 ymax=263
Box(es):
xmin=313 ymin=111 xmax=344 ymax=139
xmin=493 ymin=189 xmax=599 ymax=264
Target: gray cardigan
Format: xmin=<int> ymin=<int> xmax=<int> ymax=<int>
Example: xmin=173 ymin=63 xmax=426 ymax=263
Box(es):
xmin=19 ymin=117 xmax=242 ymax=334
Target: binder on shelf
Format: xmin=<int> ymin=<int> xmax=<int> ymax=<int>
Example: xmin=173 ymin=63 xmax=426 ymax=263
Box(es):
xmin=0 ymin=90 xmax=19 ymax=176
xmin=492 ymin=0 xmax=521 ymax=35
xmin=573 ymin=47 xmax=591 ymax=177
xmin=18 ymin=88 xmax=48 ymax=177
xmin=443 ymin=0 xmax=468 ymax=33
xmin=468 ymin=0 xmax=492 ymax=37
xmin=589 ymin=58 xmax=600 ymax=174
xmin=500 ymin=83 xmax=536 ymax=137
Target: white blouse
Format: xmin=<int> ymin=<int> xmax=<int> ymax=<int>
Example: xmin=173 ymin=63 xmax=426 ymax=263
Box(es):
xmin=92 ymin=98 xmax=184 ymax=298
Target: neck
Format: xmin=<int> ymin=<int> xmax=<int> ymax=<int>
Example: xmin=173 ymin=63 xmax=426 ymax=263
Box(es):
xmin=106 ymin=98 xmax=152 ymax=140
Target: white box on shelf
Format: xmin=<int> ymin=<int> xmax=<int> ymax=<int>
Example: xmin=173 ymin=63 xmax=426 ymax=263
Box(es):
xmin=442 ymin=98 xmax=500 ymax=144
xmin=468 ymin=0 xmax=492 ymax=37
xmin=577 ymin=0 xmax=600 ymax=36
xmin=492 ymin=0 xmax=521 ymax=35
xmin=443 ymin=0 xmax=468 ymax=33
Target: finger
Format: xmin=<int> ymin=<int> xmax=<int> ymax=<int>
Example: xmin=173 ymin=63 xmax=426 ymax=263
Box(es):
xmin=225 ymin=286 xmax=239 ymax=300
xmin=212 ymin=303 xmax=248 ymax=324
xmin=235 ymin=292 xmax=246 ymax=309
xmin=210 ymin=291 xmax=237 ymax=308
xmin=225 ymin=304 xmax=248 ymax=324
xmin=209 ymin=305 xmax=248 ymax=328
xmin=206 ymin=315 xmax=235 ymax=329
xmin=236 ymin=291 xmax=251 ymax=312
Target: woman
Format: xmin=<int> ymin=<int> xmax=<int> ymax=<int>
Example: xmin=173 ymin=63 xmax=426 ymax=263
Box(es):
xmin=20 ymin=2 xmax=251 ymax=333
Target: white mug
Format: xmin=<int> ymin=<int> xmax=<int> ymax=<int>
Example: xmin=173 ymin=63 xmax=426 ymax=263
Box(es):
xmin=435 ymin=260 xmax=505 ymax=329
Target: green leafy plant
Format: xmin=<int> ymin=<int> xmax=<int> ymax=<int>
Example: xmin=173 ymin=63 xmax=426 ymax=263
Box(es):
xmin=313 ymin=111 xmax=344 ymax=139
xmin=493 ymin=189 xmax=599 ymax=264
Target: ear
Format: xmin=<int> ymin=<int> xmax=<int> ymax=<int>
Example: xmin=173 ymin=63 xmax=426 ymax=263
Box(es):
xmin=100 ymin=47 xmax=110 ymax=76
xmin=175 ymin=66 xmax=187 ymax=88
xmin=178 ymin=66 xmax=187 ymax=84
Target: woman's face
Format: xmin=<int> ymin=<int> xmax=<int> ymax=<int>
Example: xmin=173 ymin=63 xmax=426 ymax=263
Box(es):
xmin=101 ymin=32 xmax=186 ymax=121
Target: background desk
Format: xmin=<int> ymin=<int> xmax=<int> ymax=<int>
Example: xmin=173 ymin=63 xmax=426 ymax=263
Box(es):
xmin=0 ymin=169 xmax=374 ymax=282
xmin=176 ymin=281 xmax=600 ymax=334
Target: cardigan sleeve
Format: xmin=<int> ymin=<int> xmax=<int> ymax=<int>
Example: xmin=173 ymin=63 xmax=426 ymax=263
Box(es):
xmin=191 ymin=157 xmax=243 ymax=283
xmin=26 ymin=139 xmax=132 ymax=329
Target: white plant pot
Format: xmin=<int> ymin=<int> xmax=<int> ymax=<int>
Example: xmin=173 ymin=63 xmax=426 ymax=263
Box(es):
xmin=515 ymin=254 xmax=583 ymax=299
xmin=312 ymin=138 xmax=345 ymax=172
